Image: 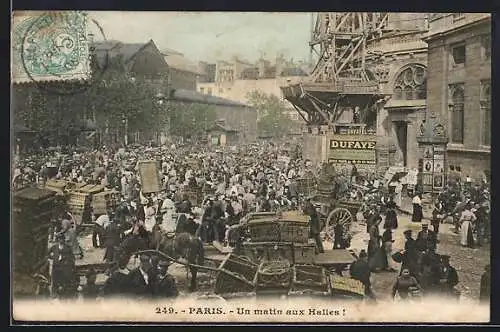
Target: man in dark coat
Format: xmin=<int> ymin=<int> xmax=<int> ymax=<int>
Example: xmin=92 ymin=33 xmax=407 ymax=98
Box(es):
xmin=153 ymin=260 xmax=178 ymax=298
xmin=127 ymin=254 xmax=155 ymax=298
xmin=367 ymin=218 xmax=383 ymax=271
xmin=437 ymin=255 xmax=460 ymax=300
xmin=415 ymin=223 xmax=437 ymax=252
xmin=333 ymin=223 xmax=348 ymax=250
xmin=177 ymin=195 xmax=193 ymax=214
xmin=366 ymin=207 xmax=382 ymax=234
xmin=102 ymin=256 xmax=131 ymax=297
xmin=349 ymin=250 xmax=375 ymax=300
xmin=401 ymin=230 xmax=419 ymax=277
xmin=304 ymin=198 xmax=324 ymax=253
xmin=103 ymin=219 xmax=121 ymax=263
xmin=48 ymin=233 xmax=77 ymax=299
xmin=431 ymin=201 xmax=445 ymax=236
xmin=81 ymin=269 xmax=99 ymax=300
xmin=479 ymin=264 xmax=491 ymax=304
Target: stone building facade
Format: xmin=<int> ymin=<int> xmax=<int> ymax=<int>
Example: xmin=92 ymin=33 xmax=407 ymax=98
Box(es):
xmin=196 ymin=55 xmax=310 ymax=122
xmin=364 ymin=13 xmax=430 ymax=171
xmin=423 ymin=13 xmax=491 ymax=181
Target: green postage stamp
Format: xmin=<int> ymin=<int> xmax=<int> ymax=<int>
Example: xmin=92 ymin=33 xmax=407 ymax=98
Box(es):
xmin=11 ymin=11 xmax=91 ymax=84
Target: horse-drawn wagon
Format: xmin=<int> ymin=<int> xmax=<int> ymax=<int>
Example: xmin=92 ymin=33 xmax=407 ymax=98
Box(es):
xmin=209 ymin=210 xmax=362 ymax=299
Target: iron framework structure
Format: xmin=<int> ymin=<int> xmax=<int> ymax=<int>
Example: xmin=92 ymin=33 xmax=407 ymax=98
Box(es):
xmin=281 ymin=13 xmax=390 ymax=129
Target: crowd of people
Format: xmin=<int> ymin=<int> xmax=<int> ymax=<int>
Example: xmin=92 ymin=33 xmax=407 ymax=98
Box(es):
xmin=349 ymin=172 xmax=490 ymax=303
xmin=13 ymin=140 xmax=490 ymax=303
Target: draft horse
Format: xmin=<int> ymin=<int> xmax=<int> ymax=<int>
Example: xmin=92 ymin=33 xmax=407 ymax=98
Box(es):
xmin=117 ymin=214 xmax=205 ymax=291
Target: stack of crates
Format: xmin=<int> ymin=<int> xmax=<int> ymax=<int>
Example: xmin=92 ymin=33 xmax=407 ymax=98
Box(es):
xmin=92 ymin=190 xmax=119 ymax=216
xmin=12 ymin=187 xmax=56 ymax=296
xmin=68 ymin=184 xmax=105 ymax=225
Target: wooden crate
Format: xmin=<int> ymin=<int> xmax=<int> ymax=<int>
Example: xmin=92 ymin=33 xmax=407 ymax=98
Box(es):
xmin=240 ymin=242 xmax=295 ymax=265
xmin=92 ymin=190 xmax=119 ymax=215
xmin=293 ymin=244 xmax=316 ymax=264
xmin=214 ymin=254 xmax=258 ymax=295
xmin=247 ymin=222 xmax=281 ymax=242
xmin=254 ymin=261 xmax=292 ymax=295
xmin=78 ymin=184 xmax=105 ymax=195
xmin=44 ymin=179 xmax=76 ymax=194
xmin=279 ymin=221 xmax=309 ymax=243
xmin=291 ymin=264 xmax=329 ymax=294
xmin=328 ymin=275 xmax=365 ymax=299
xmin=68 ymin=191 xmax=91 ymax=225
xmin=297 ymin=177 xmax=317 ymax=196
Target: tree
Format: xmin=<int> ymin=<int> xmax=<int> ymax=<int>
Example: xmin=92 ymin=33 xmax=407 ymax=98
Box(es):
xmin=167 ymin=101 xmax=217 ymax=139
xmin=245 ymin=90 xmax=294 ymax=137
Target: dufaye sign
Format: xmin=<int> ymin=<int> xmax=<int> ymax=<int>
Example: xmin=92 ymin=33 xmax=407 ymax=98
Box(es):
xmin=328 ymin=134 xmax=377 ymax=165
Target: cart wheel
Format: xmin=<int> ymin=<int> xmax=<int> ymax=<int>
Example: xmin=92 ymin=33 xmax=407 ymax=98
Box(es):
xmin=324 ymin=207 xmax=353 ymax=242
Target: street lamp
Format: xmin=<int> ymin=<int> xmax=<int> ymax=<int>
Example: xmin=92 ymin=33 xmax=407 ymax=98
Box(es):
xmin=156 ymin=92 xmax=170 ymax=144
xmin=122 ymin=114 xmax=128 ymax=146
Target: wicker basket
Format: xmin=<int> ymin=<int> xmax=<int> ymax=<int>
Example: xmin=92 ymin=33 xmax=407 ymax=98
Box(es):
xmin=254 ymin=261 xmax=292 ymax=295
xmin=291 ymin=264 xmax=329 ymax=294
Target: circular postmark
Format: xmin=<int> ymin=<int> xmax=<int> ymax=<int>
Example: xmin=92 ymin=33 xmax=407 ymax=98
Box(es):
xmin=18 ymin=11 xmax=109 ymax=95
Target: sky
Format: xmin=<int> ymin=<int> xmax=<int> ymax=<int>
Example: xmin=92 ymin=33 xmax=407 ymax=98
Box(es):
xmin=88 ymin=11 xmax=313 ymax=64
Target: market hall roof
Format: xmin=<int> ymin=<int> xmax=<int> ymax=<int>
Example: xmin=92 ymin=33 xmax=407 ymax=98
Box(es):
xmin=169 ymin=89 xmax=252 ymax=108
xmin=93 ymin=39 xmax=202 ymax=75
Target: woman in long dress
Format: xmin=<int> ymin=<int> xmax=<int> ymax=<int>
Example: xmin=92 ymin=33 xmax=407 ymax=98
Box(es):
xmin=412 ymin=193 xmax=423 ymax=222
xmin=459 ymin=204 xmax=476 ymax=248
xmin=384 ymin=197 xmax=399 ymax=230
xmin=368 ymin=219 xmax=385 ymax=272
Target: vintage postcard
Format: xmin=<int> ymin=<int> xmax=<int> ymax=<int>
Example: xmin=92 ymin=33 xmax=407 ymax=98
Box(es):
xmin=11 ymin=11 xmax=491 ymax=323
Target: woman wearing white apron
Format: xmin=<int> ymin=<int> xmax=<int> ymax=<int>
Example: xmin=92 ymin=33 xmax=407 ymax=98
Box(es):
xmin=161 ymin=194 xmax=177 ymax=233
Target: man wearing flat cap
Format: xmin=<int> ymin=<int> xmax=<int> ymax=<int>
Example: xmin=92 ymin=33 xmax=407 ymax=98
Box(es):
xmin=153 ymin=260 xmax=178 ymax=298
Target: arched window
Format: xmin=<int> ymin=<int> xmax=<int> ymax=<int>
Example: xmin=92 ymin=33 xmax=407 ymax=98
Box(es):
xmin=450 ymin=87 xmax=465 ymax=144
xmin=393 ymin=64 xmax=427 ymax=100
